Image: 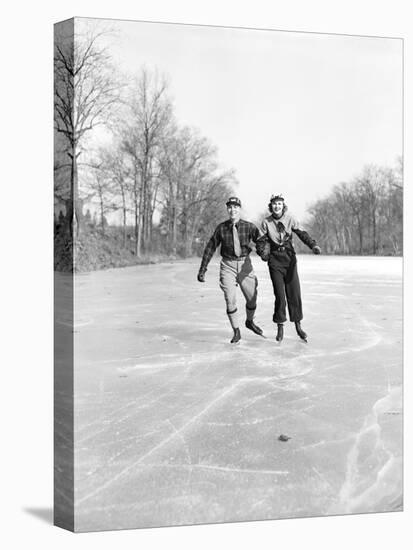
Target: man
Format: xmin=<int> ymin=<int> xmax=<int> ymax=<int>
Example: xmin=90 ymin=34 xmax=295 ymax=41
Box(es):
xmin=256 ymin=194 xmax=321 ymax=342
xmin=197 ymin=197 xmax=263 ymax=343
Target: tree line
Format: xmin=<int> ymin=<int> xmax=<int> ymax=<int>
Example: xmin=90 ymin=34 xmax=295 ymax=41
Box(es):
xmin=303 ymin=159 xmax=403 ymax=256
xmin=54 ymin=24 xmax=236 ymax=269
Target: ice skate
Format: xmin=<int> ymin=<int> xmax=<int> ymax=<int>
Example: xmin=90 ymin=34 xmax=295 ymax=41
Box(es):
xmin=276 ymin=323 xmax=284 ymax=342
xmin=230 ymin=328 xmax=241 ymax=343
xmin=295 ymin=321 xmax=307 ymax=342
xmin=245 ymin=319 xmax=263 ymax=336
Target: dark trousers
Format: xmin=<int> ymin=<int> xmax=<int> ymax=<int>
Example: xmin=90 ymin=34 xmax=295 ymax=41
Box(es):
xmin=268 ymin=251 xmax=303 ymax=323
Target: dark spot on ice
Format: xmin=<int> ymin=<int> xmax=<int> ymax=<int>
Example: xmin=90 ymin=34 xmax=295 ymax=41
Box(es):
xmin=278 ymin=434 xmax=291 ymax=442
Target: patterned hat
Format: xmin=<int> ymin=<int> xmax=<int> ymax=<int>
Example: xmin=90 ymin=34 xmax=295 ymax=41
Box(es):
xmin=269 ymin=194 xmax=284 ymax=202
xmin=226 ymin=196 xmax=242 ymax=207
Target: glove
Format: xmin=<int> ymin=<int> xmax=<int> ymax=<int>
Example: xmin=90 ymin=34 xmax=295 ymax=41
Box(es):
xmin=256 ymin=239 xmax=270 ymax=262
xmin=197 ymin=270 xmax=206 ymax=282
xmin=312 ymin=245 xmax=321 ymax=255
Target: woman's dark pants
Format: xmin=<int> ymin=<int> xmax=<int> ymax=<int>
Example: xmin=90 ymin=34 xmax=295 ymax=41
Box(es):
xmin=268 ymin=251 xmax=303 ymax=323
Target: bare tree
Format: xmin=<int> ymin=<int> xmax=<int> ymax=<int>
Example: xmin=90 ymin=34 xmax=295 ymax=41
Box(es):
xmin=120 ymin=127 xmax=143 ymax=256
xmin=86 ymin=169 xmax=113 ymax=234
xmin=54 ymin=21 xmax=120 ymax=236
xmin=120 ymin=68 xmax=173 ymax=256
xmin=97 ymin=146 xmax=132 ymax=247
xmin=158 ymin=126 xmax=199 ymax=253
xmin=159 ymin=126 xmax=237 ymax=256
xmin=356 ymin=166 xmax=387 ymax=254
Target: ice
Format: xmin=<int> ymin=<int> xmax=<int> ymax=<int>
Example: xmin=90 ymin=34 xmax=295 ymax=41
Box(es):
xmin=69 ymin=255 xmax=402 ymax=531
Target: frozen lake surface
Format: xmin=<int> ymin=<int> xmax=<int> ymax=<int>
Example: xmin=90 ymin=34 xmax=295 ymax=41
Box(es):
xmin=69 ymin=255 xmax=402 ymax=531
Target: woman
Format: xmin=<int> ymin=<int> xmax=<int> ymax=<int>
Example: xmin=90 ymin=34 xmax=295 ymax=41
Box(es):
xmin=256 ymin=194 xmax=321 ymax=342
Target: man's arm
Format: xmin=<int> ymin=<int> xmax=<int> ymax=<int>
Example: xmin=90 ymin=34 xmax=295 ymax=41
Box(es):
xmin=250 ymin=223 xmax=261 ymax=244
xmin=197 ymin=225 xmax=222 ymax=281
xmin=253 ymin=220 xmax=271 ymax=261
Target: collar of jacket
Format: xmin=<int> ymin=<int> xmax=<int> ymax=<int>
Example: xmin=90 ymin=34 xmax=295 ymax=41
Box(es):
xmin=270 ymin=212 xmax=291 ymax=225
xmin=226 ymin=218 xmax=244 ymax=228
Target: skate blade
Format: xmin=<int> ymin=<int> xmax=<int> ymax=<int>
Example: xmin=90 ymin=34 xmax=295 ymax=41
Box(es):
xmin=245 ymin=326 xmax=266 ymax=338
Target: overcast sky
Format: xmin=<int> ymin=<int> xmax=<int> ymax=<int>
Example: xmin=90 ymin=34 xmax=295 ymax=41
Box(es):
xmin=78 ymin=18 xmax=402 ymax=222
